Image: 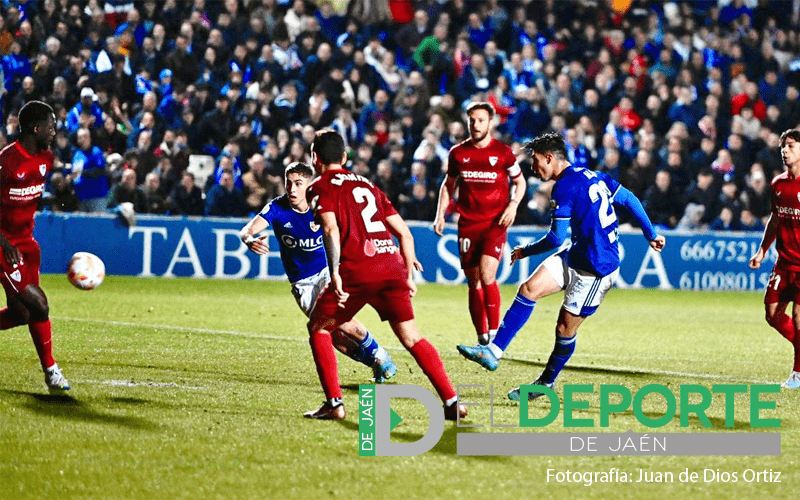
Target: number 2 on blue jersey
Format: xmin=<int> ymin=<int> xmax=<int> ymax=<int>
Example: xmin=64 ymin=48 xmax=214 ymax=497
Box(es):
xmin=582 ymin=169 xmax=618 ymax=242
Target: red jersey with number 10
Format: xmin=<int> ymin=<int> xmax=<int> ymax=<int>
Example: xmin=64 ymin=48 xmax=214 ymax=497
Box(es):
xmin=0 ymin=142 xmax=53 ymax=242
xmin=307 ymin=169 xmax=407 ymax=284
xmin=771 ymin=171 xmax=800 ymax=270
xmin=447 ymin=138 xmax=520 ymax=224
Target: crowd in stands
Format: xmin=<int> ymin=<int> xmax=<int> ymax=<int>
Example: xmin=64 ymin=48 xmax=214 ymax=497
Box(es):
xmin=4 ymin=0 xmax=800 ymax=231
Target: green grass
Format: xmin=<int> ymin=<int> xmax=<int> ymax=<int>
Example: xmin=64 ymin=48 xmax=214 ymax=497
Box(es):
xmin=1 ymin=276 xmax=798 ymax=499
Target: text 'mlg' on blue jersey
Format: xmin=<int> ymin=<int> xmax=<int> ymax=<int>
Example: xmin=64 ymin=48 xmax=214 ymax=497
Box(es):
xmin=260 ymin=195 xmax=328 ymax=283
xmin=551 ymin=166 xmax=622 ymax=277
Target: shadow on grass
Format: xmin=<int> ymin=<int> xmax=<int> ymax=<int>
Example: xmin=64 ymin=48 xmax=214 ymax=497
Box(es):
xmin=504 ymin=357 xmax=653 ymax=378
xmin=0 ymin=389 xmax=158 ymax=430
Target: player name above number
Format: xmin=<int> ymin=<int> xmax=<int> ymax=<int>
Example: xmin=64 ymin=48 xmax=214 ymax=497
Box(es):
xmin=331 ymin=172 xmax=373 ymax=186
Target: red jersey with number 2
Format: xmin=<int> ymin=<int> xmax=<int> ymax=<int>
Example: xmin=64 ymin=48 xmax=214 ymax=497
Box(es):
xmin=447 ymin=138 xmax=520 ymax=224
xmin=0 ymin=142 xmax=53 ymax=242
xmin=307 ymin=169 xmax=407 ymax=284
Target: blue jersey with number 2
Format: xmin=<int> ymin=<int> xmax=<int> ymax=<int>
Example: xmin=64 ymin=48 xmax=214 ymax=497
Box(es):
xmin=551 ymin=166 xmax=621 ymax=277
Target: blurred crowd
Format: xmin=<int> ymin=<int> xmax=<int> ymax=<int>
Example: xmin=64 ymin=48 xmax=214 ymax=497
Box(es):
xmin=2 ymin=0 xmax=799 ymax=230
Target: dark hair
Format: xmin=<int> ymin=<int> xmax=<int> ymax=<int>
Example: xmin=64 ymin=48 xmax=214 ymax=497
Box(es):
xmin=19 ymin=100 xmax=53 ymax=135
xmin=780 ymin=129 xmax=800 ymax=148
xmin=524 ymin=132 xmax=567 ymax=160
xmin=465 ymin=101 xmax=495 ymax=118
xmin=311 ymin=129 xmax=345 ymax=165
xmin=285 ymin=161 xmax=314 ymax=180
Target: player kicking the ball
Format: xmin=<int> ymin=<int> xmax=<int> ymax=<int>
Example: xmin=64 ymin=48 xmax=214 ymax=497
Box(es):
xmin=0 ymin=101 xmax=69 ymax=392
xmin=749 ymin=129 xmax=800 ymax=388
xmin=240 ymin=162 xmax=396 ymax=383
xmin=303 ymin=129 xmax=466 ymax=420
xmin=457 ymin=132 xmax=665 ymax=400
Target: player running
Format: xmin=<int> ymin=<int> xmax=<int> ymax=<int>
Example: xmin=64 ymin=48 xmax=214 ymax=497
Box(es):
xmin=240 ymin=162 xmax=396 ymax=383
xmin=457 ymin=132 xmax=665 ymax=400
xmin=0 ymin=100 xmax=70 ymax=392
xmin=749 ymin=129 xmax=800 ymax=388
xmin=434 ymin=102 xmax=526 ymax=346
xmin=304 ymin=129 xmax=466 ymax=420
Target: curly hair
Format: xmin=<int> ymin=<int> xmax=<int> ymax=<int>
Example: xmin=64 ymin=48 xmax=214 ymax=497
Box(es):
xmin=524 ymin=132 xmax=567 ymax=160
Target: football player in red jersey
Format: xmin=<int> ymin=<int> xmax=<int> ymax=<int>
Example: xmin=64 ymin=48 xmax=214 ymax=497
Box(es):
xmin=750 ymin=129 xmax=800 ymax=388
xmin=0 ymin=100 xmax=69 ymax=392
xmin=303 ymin=129 xmax=466 ymax=420
xmin=434 ymin=102 xmax=527 ymax=345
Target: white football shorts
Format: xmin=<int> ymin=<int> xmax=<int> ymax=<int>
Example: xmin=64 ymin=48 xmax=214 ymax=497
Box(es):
xmin=541 ymin=251 xmax=618 ymax=317
xmin=291 ymin=267 xmax=330 ymax=317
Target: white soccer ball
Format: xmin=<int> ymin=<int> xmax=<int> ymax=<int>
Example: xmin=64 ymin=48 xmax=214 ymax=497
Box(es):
xmin=67 ymin=252 xmax=105 ymax=290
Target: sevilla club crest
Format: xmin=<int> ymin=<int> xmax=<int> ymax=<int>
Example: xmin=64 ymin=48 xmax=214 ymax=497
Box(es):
xmin=39 ymin=164 xmax=47 ymax=176
xmin=489 ymin=156 xmax=498 ymax=166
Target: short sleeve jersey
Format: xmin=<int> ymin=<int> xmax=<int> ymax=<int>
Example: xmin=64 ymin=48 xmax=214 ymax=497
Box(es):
xmin=0 ymin=142 xmax=53 ymax=242
xmin=259 ymin=194 xmax=327 ymax=283
xmin=770 ymin=171 xmax=800 ymax=271
xmin=307 ymin=169 xmax=407 ymax=284
xmin=551 ymin=166 xmax=622 ymax=277
xmin=447 ymin=138 xmax=520 ymax=223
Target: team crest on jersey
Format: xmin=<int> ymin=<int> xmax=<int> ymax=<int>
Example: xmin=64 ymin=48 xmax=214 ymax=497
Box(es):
xmin=549 ymin=199 xmax=557 ymax=209
xmin=489 ymin=156 xmax=498 ymax=166
xmin=10 ymin=270 xmax=20 ymax=282
xmin=797 ymin=192 xmax=800 ymax=203
xmin=39 ymin=164 xmax=47 ymax=176
xmin=310 ymin=221 xmax=320 ymax=232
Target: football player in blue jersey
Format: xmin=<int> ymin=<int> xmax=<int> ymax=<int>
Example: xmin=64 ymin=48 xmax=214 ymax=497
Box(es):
xmin=457 ymin=132 xmax=666 ymax=400
xmin=240 ymin=162 xmax=396 ymax=382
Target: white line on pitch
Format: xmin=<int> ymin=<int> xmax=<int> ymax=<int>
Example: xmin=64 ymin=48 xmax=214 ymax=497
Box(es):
xmin=53 ymin=316 xmax=776 ymax=385
xmin=79 ymin=379 xmax=203 ymax=390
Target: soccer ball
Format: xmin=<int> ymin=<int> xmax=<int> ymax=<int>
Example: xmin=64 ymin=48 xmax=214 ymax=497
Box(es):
xmin=67 ymin=252 xmax=105 ymax=290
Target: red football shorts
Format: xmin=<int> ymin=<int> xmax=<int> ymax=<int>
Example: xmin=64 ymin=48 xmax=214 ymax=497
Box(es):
xmin=0 ymin=238 xmax=41 ymax=296
xmin=311 ymin=278 xmax=415 ymax=330
xmin=764 ymin=265 xmax=800 ymax=304
xmin=457 ymin=219 xmax=506 ymax=269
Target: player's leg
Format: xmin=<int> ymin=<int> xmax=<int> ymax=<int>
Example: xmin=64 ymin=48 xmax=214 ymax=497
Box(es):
xmin=372 ymin=281 xmax=466 ymax=420
xmin=786 ymin=300 xmax=800 ymax=388
xmin=457 ymin=253 xmax=563 ymax=370
xmin=478 ymin=225 xmax=508 ymax=344
xmin=464 ymin=265 xmax=487 ymax=341
xmin=763 ymin=267 xmax=800 ymax=387
xmin=332 ymin=319 xmax=396 ymax=383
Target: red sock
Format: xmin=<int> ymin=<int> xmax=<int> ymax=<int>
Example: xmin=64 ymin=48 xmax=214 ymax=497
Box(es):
xmin=0 ymin=307 xmax=21 ymax=330
xmin=409 ymin=339 xmax=456 ymax=402
xmin=468 ymin=287 xmax=487 ymax=335
xmin=309 ymin=332 xmax=342 ymax=400
xmin=484 ymin=281 xmax=501 ymax=331
xmin=769 ymin=312 xmax=795 ymax=342
xmin=29 ymin=320 xmax=55 ymax=370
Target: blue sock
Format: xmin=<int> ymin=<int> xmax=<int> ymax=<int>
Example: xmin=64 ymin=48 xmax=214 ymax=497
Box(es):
xmin=491 ymin=294 xmax=536 ymax=352
xmin=351 ymin=331 xmax=379 ymax=366
xmin=540 ymin=335 xmax=577 ymax=384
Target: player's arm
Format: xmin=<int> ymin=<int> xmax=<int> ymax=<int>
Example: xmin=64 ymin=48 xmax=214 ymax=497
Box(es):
xmin=510 ymin=216 xmax=569 ymax=264
xmin=434 ymin=174 xmax=456 ymax=236
xmin=239 ymin=215 xmax=270 ymax=255
xmin=498 ymin=171 xmax=526 ymax=227
xmin=612 ymin=186 xmax=666 ymax=252
xmin=0 ymin=231 xmax=21 ymax=266
xmin=385 ymin=213 xmax=423 ymax=297
xmin=319 ymin=211 xmax=348 ymax=304
xmin=749 ymin=212 xmax=778 ymax=269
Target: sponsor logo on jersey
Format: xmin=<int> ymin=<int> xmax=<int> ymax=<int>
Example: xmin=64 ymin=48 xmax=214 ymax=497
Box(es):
xmin=8 ymin=183 xmax=45 ymax=198
xmin=461 ymin=171 xmax=498 ymax=180
xmin=489 ymin=156 xmax=498 ymax=166
xmin=364 ymin=238 xmax=398 ymax=257
xmin=777 ymin=205 xmax=800 ymax=217
xmin=39 ymin=164 xmax=47 ymax=176
xmin=463 ymin=157 xmax=471 ymax=163
xmin=280 ymin=234 xmax=323 ymax=251
xmin=16 ymin=172 xmax=24 ymax=179
xmin=283 ymin=222 xmax=293 ymax=228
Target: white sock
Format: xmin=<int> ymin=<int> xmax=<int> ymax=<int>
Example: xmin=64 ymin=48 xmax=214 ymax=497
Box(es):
xmin=374 ymin=346 xmax=390 ymax=365
xmin=488 ymin=343 xmax=504 ymax=359
xmin=444 ymin=396 xmax=458 ymax=406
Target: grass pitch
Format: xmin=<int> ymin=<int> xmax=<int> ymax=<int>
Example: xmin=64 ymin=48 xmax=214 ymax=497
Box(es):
xmin=1 ymin=275 xmax=798 ymax=499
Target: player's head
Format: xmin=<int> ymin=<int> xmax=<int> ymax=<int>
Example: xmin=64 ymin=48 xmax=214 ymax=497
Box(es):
xmin=524 ymin=132 xmax=568 ymax=181
xmin=19 ymin=100 xmax=55 ymax=149
xmin=310 ymin=129 xmax=346 ymax=173
xmin=779 ymin=129 xmax=800 ymax=168
xmin=285 ymin=161 xmax=314 ymax=209
xmin=465 ymin=101 xmax=495 ymax=144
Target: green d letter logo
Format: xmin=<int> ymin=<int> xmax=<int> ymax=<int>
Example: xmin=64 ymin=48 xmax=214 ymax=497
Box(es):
xmin=360 ymin=385 xmax=444 ymax=456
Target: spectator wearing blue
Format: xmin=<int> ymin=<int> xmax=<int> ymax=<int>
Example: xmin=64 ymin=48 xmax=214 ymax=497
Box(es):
xmin=157 ymin=69 xmax=173 ymax=101
xmin=71 ymin=127 xmax=110 ymax=213
xmin=2 ymin=40 xmax=31 ymax=97
xmin=358 ymin=89 xmax=392 ymax=142
xmin=508 ymin=87 xmax=550 ymax=143
xmin=158 ymin=83 xmax=186 ymax=130
xmin=667 ymin=85 xmax=702 ymax=130
xmin=65 ymin=87 xmax=103 ymax=134
xmin=205 ymin=170 xmax=247 ymax=217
